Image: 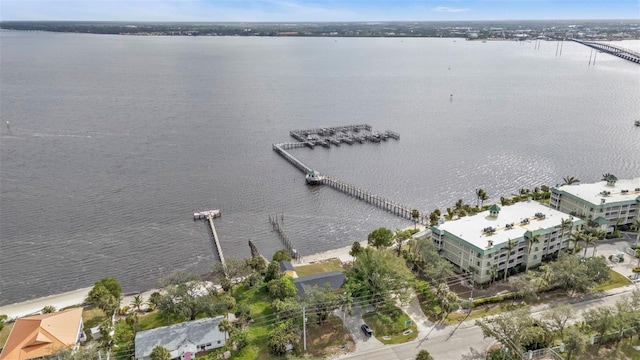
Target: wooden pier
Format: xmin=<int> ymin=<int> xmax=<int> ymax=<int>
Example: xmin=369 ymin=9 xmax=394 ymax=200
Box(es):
xmin=273 ymin=124 xmax=424 ymax=225
xmin=322 ymin=177 xmax=428 ymax=225
xmin=194 ymin=209 xmax=228 ymax=278
xmin=269 ymin=214 xmax=301 ymax=262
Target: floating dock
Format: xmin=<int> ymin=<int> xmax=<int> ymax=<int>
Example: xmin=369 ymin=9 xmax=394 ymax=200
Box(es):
xmin=272 ymin=125 xmax=426 ymax=225
xmin=194 ymin=209 xmax=227 ymax=278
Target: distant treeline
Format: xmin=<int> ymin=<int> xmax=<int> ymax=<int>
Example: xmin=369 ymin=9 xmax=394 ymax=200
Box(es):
xmin=1 ymin=20 xmax=639 ymax=40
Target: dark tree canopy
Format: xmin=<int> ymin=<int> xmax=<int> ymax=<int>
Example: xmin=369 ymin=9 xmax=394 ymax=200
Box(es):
xmin=367 ymin=227 xmax=394 ymax=249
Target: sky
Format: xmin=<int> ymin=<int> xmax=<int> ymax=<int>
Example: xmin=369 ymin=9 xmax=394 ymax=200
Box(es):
xmin=1 ymin=0 xmax=639 ymax=22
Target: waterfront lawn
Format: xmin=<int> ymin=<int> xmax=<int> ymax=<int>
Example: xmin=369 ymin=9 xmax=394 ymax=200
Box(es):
xmin=302 ymin=315 xmax=354 ymax=356
xmin=231 ymin=284 xmax=274 ymax=360
xmin=0 ymin=322 xmax=14 ymax=349
xmin=594 ymin=269 xmax=631 ymax=292
xmin=82 ymin=307 xmax=107 ymax=329
xmin=362 ymin=306 xmax=417 ymax=344
xmin=137 ymin=311 xmax=167 ymax=331
xmin=295 ymin=259 xmax=344 ymax=278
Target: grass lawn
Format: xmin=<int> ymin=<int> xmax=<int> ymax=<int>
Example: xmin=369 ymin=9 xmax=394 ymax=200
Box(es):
xmin=303 ymin=315 xmax=354 ymax=356
xmin=0 ymin=322 xmax=14 ymax=349
xmin=82 ymin=307 xmax=106 ymax=329
xmin=594 ymin=269 xmax=632 ymax=292
xmin=362 ymin=306 xmax=417 ymax=345
xmin=137 ymin=311 xmax=169 ymax=331
xmin=231 ymin=284 xmax=275 ymax=360
xmin=295 ymin=259 xmax=344 ymax=278
xmin=447 ymin=302 xmax=525 ymax=325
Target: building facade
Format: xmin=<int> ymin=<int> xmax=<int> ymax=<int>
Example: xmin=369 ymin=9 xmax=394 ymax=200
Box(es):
xmin=430 ymin=201 xmax=584 ymax=284
xmin=550 ymin=176 xmax=640 ymax=231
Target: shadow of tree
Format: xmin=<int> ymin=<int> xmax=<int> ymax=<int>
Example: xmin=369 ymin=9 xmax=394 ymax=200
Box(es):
xmin=461 ymin=347 xmax=485 ymax=360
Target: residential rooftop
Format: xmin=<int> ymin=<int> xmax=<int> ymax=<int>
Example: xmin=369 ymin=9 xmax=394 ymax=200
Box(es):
xmin=554 ymin=177 xmax=640 ymax=206
xmin=435 ymin=201 xmax=579 ymax=251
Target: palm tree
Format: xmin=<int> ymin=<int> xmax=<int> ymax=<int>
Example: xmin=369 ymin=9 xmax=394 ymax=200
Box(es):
xmin=583 ymin=234 xmax=598 ymax=258
xmin=131 ymin=294 xmax=144 ymax=312
xmin=455 ymin=199 xmax=464 ymax=210
xmin=480 ymin=192 xmax=489 ymax=207
xmin=411 ymin=209 xmax=420 ymax=229
xmin=218 ymin=319 xmax=233 ymax=341
xmin=569 ymin=230 xmax=585 ymax=254
xmin=489 ymin=265 xmax=498 ymax=286
xmin=632 ymin=218 xmax=640 ymax=247
xmin=592 ymin=229 xmax=606 ymax=256
xmin=559 ymin=218 xmax=572 ymax=251
xmin=475 ymin=189 xmax=486 ymax=208
xmin=613 ymin=217 xmax=623 ymax=233
xmin=503 ymin=238 xmax=517 ymax=282
xmin=525 ymin=234 xmax=541 ymax=272
xmin=562 ymin=176 xmax=580 ymax=185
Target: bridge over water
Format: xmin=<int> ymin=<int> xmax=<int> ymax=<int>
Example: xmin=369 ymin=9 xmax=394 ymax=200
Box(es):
xmin=572 ymin=39 xmax=640 ymax=64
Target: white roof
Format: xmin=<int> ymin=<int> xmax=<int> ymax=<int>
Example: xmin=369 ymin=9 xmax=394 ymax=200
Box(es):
xmin=555 ymin=178 xmax=640 ymax=206
xmin=436 ymin=201 xmax=578 ymax=250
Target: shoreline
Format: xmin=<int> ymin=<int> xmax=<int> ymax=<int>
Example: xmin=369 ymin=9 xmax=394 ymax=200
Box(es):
xmin=0 ymin=225 xmax=426 ymax=320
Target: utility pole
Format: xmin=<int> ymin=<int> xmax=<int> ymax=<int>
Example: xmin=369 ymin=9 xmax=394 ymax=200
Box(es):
xmin=303 ymin=306 xmax=307 ymax=351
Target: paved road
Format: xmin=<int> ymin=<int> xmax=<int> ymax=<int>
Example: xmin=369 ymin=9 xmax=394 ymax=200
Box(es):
xmin=337 ymin=284 xmax=638 ymax=360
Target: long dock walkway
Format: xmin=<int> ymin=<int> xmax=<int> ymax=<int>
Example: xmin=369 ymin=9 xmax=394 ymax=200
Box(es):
xmin=194 ymin=209 xmax=228 ymax=278
xmin=322 ymin=176 xmax=428 ymax=225
xmin=572 ymin=39 xmax=640 ymax=64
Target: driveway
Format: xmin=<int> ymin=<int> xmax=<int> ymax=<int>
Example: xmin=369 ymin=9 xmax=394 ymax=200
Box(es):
xmin=581 ymin=235 xmax=638 ymax=279
xmin=334 ymin=305 xmax=384 ymax=353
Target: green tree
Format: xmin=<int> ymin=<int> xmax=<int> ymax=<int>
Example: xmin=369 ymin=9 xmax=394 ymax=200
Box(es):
xmin=234 ymin=303 xmax=251 ymax=325
xmin=41 ymin=305 xmax=56 ymax=314
xmin=230 ymin=327 xmax=248 ymax=350
xmin=264 ymin=260 xmax=282 ymax=282
xmin=563 ymin=326 xmax=587 ymax=360
xmin=246 ymin=256 xmax=267 ymax=274
xmin=435 ymin=283 xmax=459 ymax=321
xmin=346 ymin=248 xmax=414 ymax=309
xmin=405 ymin=237 xmax=453 ymax=282
xmin=583 ymin=234 xmax=598 ymax=258
xmin=416 ymin=349 xmax=434 ymax=360
xmin=131 ymin=294 xmax=144 ymax=312
xmin=0 ymin=314 xmax=7 ymax=331
xmin=569 ymin=230 xmax=585 ymax=253
xmin=150 ymin=345 xmax=171 ymax=360
xmin=508 ymin=275 xmax=538 ymax=303
xmin=48 ymin=344 xmax=101 ymax=360
xmin=86 ymin=277 xmax=122 ymax=316
xmin=302 ymin=284 xmax=341 ymax=325
xmin=147 ymin=291 xmax=162 ymax=311
xmin=157 ymin=272 xmax=217 ymax=322
xmin=267 ymin=276 xmax=297 ymax=300
xmin=503 ymin=238 xmax=518 ymax=282
xmin=367 ymin=227 xmax=394 ymax=249
xmin=349 ymin=241 xmax=363 ymax=257
xmin=218 ymin=318 xmax=233 ymax=341
xmin=219 ymin=295 xmax=236 ymax=319
xmin=268 ymin=320 xmax=298 ymax=356
xmin=476 ymin=188 xmax=486 ymax=208
xmin=562 ymin=176 xmax=580 ymax=185
xmin=583 ymin=306 xmax=616 ymax=347
xmin=411 ymin=209 xmax=420 ymax=229
xmin=272 ymin=249 xmax=292 ymax=262
xmin=525 ymin=234 xmax=540 ymax=272
xmin=394 ymin=229 xmax=411 ymax=257
xmin=476 ymin=308 xmax=550 ymax=354
xmin=211 ymin=257 xmax=251 ymax=295
xmin=125 ymin=311 xmax=139 ymax=333
xmin=635 ymin=249 xmax=640 ymax=267
xmin=542 ymin=303 xmax=574 ymax=340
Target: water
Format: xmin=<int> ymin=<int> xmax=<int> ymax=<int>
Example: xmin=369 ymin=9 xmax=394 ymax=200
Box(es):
xmin=1 ymin=32 xmax=639 ymax=305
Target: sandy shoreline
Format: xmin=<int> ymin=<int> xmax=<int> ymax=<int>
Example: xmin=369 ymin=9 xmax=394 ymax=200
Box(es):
xmin=0 ymin=226 xmax=425 ymax=320
xmin=0 ymin=243 xmax=359 ymax=320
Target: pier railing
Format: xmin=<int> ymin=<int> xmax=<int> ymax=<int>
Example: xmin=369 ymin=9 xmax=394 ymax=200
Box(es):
xmin=194 ymin=209 xmax=228 ymax=278
xmin=322 ymin=176 xmax=428 ymax=225
xmin=269 ymin=214 xmax=301 ymax=262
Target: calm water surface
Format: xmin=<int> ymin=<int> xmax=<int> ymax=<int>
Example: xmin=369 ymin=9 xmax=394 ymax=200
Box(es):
xmin=1 ymin=32 xmax=639 ymax=305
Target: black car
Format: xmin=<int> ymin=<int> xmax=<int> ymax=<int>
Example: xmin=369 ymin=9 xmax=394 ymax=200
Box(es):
xmin=361 ymin=324 xmax=373 ymax=337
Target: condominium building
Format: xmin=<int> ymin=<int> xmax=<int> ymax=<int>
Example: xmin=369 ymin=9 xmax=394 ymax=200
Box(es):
xmin=430 ymin=201 xmax=584 ymax=284
xmin=550 ymin=176 xmax=640 ymax=231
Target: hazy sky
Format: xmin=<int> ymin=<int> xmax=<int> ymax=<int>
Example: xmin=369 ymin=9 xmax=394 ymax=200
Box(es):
xmin=1 ymin=0 xmax=638 ymax=22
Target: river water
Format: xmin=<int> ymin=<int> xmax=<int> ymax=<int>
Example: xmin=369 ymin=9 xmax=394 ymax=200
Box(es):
xmin=1 ymin=32 xmax=638 ymax=305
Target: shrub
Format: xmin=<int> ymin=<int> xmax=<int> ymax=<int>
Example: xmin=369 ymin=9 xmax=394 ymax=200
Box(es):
xmin=633 ymin=267 xmax=640 ymax=273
